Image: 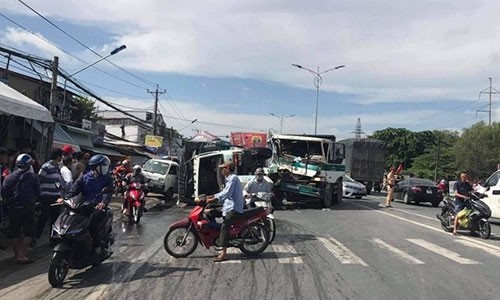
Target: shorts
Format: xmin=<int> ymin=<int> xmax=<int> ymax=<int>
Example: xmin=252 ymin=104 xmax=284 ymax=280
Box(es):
xmin=9 ymin=206 xmax=36 ymax=238
xmin=454 ymin=200 xmax=466 ymax=214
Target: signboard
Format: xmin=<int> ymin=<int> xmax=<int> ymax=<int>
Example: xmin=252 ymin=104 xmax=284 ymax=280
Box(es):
xmin=82 ymin=119 xmax=92 ymax=130
xmin=231 ymin=132 xmax=267 ymax=148
xmin=145 ymin=135 xmax=163 ymax=147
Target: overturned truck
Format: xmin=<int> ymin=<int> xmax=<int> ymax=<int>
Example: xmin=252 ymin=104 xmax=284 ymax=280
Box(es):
xmin=267 ymin=134 xmax=346 ymax=208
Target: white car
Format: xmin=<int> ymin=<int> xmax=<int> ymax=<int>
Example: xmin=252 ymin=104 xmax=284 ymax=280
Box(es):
xmin=142 ymin=159 xmax=179 ymax=201
xmin=476 ymin=170 xmax=500 ymax=219
xmin=343 ymin=175 xmax=367 ymax=199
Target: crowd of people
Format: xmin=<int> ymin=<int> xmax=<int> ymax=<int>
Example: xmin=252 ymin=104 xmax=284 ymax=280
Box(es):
xmin=0 ymin=144 xmax=117 ymax=264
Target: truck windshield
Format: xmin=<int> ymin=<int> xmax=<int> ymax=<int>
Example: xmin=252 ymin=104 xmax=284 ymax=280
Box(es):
xmin=280 ymin=140 xmax=323 ymax=158
xmin=143 ymin=160 xmax=170 ymax=175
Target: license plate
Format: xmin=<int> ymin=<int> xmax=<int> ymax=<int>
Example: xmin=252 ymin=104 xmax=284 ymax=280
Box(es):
xmin=426 ymin=190 xmax=432 ymax=194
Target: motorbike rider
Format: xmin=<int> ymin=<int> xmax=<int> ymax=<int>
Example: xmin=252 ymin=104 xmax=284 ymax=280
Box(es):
xmin=243 ymin=168 xmax=272 ymax=197
xmin=122 ymin=165 xmax=149 ymax=213
xmin=58 ymin=154 xmax=114 ymax=252
xmin=200 ymin=161 xmax=244 ymax=262
xmin=112 ymin=159 xmax=131 ymax=195
xmin=452 ymin=171 xmax=473 ymax=235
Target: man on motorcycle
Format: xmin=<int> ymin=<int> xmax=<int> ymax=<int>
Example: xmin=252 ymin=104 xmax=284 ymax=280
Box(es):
xmin=203 ymin=161 xmax=244 ymax=262
xmin=122 ymin=165 xmax=149 ymax=213
xmin=243 ymin=168 xmax=272 ymax=197
xmin=452 ymin=171 xmax=473 ymax=235
xmin=112 ymin=159 xmax=131 ymax=195
xmin=60 ymin=154 xmax=114 ymax=250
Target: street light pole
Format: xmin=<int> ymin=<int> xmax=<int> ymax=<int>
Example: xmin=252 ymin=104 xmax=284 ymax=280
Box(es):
xmin=270 ymin=113 xmax=295 ymax=134
xmin=292 ymin=63 xmax=345 ymax=134
xmin=62 ymin=45 xmax=126 ymax=118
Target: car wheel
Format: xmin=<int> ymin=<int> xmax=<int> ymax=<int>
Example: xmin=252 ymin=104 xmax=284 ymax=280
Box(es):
xmin=164 ymin=188 xmax=174 ymax=202
xmin=431 ymin=201 xmax=440 ymax=207
xmin=403 ymin=192 xmax=411 ymax=204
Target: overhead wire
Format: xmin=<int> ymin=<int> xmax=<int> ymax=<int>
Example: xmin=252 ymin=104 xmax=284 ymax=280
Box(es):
xmin=0 ymin=11 xmax=151 ymax=91
xmin=16 ymin=0 xmax=158 ymax=89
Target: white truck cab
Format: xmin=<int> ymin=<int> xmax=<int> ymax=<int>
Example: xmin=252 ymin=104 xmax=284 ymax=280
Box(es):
xmin=478 ymin=170 xmax=500 ymax=219
xmin=142 ymin=158 xmax=179 ymax=201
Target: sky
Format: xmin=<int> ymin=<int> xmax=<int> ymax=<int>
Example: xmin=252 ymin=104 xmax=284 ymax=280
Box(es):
xmin=1 ymin=0 xmax=500 ymax=140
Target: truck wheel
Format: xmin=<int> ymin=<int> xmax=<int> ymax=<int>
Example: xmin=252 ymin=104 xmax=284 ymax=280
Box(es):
xmin=164 ymin=188 xmax=174 ymax=203
xmin=322 ymin=183 xmax=333 ymax=208
xmin=332 ymin=182 xmax=342 ymax=205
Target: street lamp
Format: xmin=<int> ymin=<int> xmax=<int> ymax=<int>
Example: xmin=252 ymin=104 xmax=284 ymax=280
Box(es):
xmin=292 ymin=63 xmax=345 ymax=134
xmin=270 ymin=113 xmax=295 ymax=134
xmin=62 ymin=44 xmax=127 ymax=118
xmin=178 ymin=118 xmax=198 ymax=132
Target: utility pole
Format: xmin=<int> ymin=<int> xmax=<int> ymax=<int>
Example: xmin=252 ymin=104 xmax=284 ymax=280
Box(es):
xmin=477 ymin=77 xmax=500 ymax=126
xmin=147 ymin=84 xmax=166 ymax=135
xmin=45 ymin=56 xmax=58 ymax=161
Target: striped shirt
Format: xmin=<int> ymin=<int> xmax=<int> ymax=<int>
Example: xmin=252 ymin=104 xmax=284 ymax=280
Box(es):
xmin=38 ymin=160 xmax=63 ymax=197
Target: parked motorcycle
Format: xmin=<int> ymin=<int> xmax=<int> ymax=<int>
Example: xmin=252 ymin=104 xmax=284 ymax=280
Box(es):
xmin=437 ymin=192 xmax=491 ymax=239
xmin=245 ymin=192 xmax=276 ymax=244
xmin=164 ymin=195 xmax=271 ymax=258
xmin=48 ymin=184 xmax=114 ymax=287
xmin=122 ymin=181 xmax=146 ymax=224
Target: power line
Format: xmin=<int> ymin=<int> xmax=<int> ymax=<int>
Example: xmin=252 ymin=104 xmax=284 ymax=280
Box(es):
xmin=15 ymin=0 xmax=158 ymax=89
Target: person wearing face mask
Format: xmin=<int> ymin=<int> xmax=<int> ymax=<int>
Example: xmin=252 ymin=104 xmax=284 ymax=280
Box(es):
xmin=243 ymin=167 xmax=272 ymax=197
xmin=59 ymin=154 xmax=114 ymax=250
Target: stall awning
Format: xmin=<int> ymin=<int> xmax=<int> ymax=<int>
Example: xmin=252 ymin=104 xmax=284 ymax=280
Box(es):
xmin=81 ymin=146 xmax=124 ymax=157
xmin=0 ymin=82 xmax=54 ymax=123
xmin=61 ymin=125 xmax=123 ymax=157
xmin=53 ymin=124 xmax=81 ymax=152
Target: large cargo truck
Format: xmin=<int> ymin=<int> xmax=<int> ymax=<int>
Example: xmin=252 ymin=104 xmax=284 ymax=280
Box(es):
xmin=338 ymin=138 xmax=386 ymax=193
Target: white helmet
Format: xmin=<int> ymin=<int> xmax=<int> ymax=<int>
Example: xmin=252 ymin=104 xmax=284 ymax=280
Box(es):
xmin=133 ymin=165 xmax=142 ymax=172
xmin=122 ymin=159 xmax=130 ymax=166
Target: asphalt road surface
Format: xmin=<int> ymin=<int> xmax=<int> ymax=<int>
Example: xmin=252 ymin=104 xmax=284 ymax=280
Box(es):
xmin=1 ymin=193 xmax=500 ymax=300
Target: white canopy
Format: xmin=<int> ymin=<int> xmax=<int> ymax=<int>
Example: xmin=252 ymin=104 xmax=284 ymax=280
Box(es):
xmin=0 ymin=81 xmax=54 ymax=123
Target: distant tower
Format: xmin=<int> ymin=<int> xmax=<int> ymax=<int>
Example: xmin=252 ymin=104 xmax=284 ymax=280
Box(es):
xmin=352 ymin=117 xmax=365 ymax=138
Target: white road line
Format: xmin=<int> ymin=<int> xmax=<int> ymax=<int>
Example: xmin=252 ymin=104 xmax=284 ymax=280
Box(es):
xmin=295 ymin=209 xmax=301 ymax=214
xmin=271 ymin=244 xmax=303 ymax=264
xmin=371 ymin=238 xmax=424 ymax=264
xmin=350 ymin=202 xmax=500 ymax=252
xmin=318 ymin=236 xmax=369 ymax=266
xmin=407 ymin=239 xmax=480 ymax=264
xmin=455 ymin=239 xmax=500 ymax=258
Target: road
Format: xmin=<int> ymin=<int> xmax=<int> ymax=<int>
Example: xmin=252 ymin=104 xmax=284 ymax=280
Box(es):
xmin=1 ymin=193 xmax=500 ymax=300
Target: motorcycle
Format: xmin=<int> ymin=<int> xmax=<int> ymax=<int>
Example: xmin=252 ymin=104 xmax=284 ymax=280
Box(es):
xmin=113 ymin=172 xmax=126 ymax=196
xmin=163 ymin=195 xmax=271 ymax=258
xmin=48 ymin=184 xmax=114 ymax=287
xmin=245 ymin=192 xmax=276 ymax=244
xmin=122 ymin=181 xmax=146 ymax=224
xmin=437 ymin=192 xmax=491 ymax=239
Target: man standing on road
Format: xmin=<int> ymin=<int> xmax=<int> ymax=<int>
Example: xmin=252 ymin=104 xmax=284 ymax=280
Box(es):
xmin=452 ymin=171 xmax=472 ymax=235
xmin=385 ymin=166 xmax=396 ymax=208
xmin=203 ymin=162 xmax=244 ymax=262
xmin=35 ymin=149 xmax=63 ymax=244
xmin=1 ymin=154 xmax=40 ymax=264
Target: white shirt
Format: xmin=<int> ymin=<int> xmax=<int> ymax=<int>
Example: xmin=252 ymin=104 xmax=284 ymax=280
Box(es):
xmin=61 ymin=165 xmax=73 ymax=189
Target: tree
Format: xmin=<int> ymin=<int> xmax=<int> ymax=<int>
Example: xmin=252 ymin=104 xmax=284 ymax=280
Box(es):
xmin=453 ymin=121 xmax=500 ymax=180
xmin=69 ymin=96 xmax=99 ymax=124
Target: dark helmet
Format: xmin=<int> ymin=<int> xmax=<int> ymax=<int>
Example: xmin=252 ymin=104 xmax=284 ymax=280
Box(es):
xmin=16 ymin=153 xmax=33 ymax=169
xmin=88 ymin=154 xmax=111 ymax=176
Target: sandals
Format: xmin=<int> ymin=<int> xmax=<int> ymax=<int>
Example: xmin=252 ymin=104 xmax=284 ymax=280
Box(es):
xmin=16 ymin=258 xmax=34 ymax=265
xmin=213 ymin=256 xmax=227 ymax=262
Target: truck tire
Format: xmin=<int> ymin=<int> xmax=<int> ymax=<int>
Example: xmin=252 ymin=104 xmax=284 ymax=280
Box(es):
xmin=322 ymin=183 xmax=333 ymax=208
xmin=332 ymin=181 xmax=343 ymax=205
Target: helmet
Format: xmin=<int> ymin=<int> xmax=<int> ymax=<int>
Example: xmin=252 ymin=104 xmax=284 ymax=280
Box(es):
xmin=133 ymin=165 xmax=142 ymax=172
xmin=88 ymin=154 xmax=111 ymax=176
xmin=122 ymin=159 xmax=129 ymax=166
xmin=16 ymin=153 xmax=33 ymax=169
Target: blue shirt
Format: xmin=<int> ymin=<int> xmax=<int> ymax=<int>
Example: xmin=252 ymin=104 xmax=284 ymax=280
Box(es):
xmin=67 ymin=171 xmax=113 ymax=205
xmin=2 ymin=169 xmax=40 ymax=207
xmin=215 ymin=173 xmax=244 ymax=216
